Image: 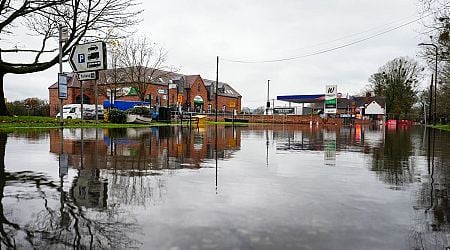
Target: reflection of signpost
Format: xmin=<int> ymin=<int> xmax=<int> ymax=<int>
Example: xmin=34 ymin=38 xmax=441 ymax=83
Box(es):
xmin=323 ymin=130 xmax=336 ymax=166
xmin=59 ymin=153 xmax=69 ymax=177
xmin=324 ymin=85 xmax=337 ymax=114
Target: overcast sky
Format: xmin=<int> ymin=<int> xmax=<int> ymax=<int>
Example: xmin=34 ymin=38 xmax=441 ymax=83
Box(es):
xmin=5 ymin=0 xmax=428 ymax=108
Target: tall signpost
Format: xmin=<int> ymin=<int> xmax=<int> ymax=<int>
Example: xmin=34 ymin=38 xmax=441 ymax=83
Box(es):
xmin=58 ymin=25 xmax=68 ymax=181
xmin=69 ymin=41 xmax=107 ymax=123
xmin=324 ymin=85 xmax=337 ymax=115
xmin=58 ymin=25 xmax=68 ymax=125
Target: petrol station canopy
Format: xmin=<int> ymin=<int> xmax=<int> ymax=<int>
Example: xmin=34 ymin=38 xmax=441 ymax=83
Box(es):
xmin=277 ymin=94 xmax=325 ymax=104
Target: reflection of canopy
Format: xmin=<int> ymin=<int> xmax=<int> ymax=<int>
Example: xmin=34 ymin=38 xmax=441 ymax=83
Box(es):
xmin=193 ymin=95 xmax=203 ymax=104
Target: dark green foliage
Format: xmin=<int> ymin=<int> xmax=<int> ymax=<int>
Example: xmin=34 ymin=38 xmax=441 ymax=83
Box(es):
xmin=126 ymin=107 xmax=151 ymax=116
xmin=108 ymin=109 xmax=127 ymax=124
xmin=6 ymin=98 xmax=49 ymax=116
xmin=369 ymin=57 xmax=421 ymax=119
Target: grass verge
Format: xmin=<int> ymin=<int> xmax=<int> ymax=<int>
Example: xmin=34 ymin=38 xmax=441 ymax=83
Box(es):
xmin=0 ymin=116 xmax=173 ymax=129
xmin=431 ymin=124 xmax=450 ymax=131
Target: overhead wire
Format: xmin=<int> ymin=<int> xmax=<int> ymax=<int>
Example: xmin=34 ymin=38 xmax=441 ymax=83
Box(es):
xmin=222 ymin=13 xmax=433 ymax=64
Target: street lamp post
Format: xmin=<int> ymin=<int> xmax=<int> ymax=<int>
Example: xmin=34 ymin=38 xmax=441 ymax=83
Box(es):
xmin=418 ymin=42 xmax=438 ymax=125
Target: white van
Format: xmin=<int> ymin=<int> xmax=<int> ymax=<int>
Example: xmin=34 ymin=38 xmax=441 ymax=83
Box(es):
xmin=56 ymin=104 xmax=103 ymax=119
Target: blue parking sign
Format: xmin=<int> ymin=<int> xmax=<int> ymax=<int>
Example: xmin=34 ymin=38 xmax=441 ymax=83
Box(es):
xmin=78 ymin=54 xmax=85 ymax=63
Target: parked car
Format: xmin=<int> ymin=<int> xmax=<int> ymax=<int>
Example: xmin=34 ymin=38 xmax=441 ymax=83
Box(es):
xmin=84 ymin=108 xmax=104 ymax=120
xmin=56 ymin=104 xmax=103 ymax=119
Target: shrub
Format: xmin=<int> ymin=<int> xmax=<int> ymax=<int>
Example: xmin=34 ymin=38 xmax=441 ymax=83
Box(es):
xmin=6 ymin=98 xmax=50 ymax=116
xmin=126 ymin=106 xmax=151 ymax=116
xmin=108 ymin=109 xmax=127 ymax=124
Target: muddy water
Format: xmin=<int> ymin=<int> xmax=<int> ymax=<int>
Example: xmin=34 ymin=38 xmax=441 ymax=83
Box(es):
xmin=0 ymin=125 xmax=448 ymax=249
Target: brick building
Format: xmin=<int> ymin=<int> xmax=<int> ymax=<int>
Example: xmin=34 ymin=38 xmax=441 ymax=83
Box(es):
xmin=48 ymin=68 xmax=242 ymax=117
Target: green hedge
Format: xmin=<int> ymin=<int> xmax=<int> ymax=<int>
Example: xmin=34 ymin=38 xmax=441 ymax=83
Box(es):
xmin=108 ymin=109 xmax=127 ymax=124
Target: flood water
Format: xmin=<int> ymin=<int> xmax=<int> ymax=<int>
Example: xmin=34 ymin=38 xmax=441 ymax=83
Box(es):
xmin=0 ymin=124 xmax=449 ymax=249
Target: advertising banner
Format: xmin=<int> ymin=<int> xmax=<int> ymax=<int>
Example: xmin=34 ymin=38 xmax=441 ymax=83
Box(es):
xmin=324 ymin=85 xmax=337 ymax=114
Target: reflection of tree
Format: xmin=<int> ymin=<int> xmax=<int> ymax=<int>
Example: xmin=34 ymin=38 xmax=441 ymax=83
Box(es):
xmin=410 ymin=129 xmax=450 ymax=249
xmin=107 ymin=171 xmax=167 ymax=207
xmin=0 ymin=132 xmax=139 ymax=249
xmin=370 ymin=129 xmax=415 ymax=187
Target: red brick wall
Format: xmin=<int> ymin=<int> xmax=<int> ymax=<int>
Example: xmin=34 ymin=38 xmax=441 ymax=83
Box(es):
xmin=49 ymin=86 xmax=97 ymax=117
xmin=144 ymin=84 xmax=169 ymax=106
xmin=205 ymin=114 xmax=342 ymax=125
xmin=183 ymin=77 xmax=208 ymax=111
xmin=208 ymin=95 xmax=241 ymax=113
xmin=102 ymin=84 xmax=170 ymax=105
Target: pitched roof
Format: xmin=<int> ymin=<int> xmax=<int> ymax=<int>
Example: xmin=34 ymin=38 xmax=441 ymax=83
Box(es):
xmin=336 ymin=96 xmax=386 ymax=109
xmin=48 ymin=67 xmax=242 ymax=98
xmin=183 ymin=75 xmax=201 ymax=88
xmin=203 ymin=79 xmax=241 ymax=98
xmin=48 ymin=73 xmax=79 ymax=89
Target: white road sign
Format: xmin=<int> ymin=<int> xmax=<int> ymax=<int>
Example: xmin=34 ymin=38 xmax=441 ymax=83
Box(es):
xmin=77 ymin=71 xmax=97 ymax=81
xmin=69 ymin=41 xmax=107 ymax=73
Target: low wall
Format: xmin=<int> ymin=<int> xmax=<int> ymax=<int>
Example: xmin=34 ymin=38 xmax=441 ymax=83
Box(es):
xmin=205 ymin=114 xmax=343 ymax=126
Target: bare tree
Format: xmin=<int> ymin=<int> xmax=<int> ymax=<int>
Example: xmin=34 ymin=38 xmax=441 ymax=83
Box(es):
xmin=419 ymin=0 xmax=450 ymax=120
xmin=117 ymin=36 xmax=175 ymax=102
xmin=95 ymin=40 xmax=129 ymax=102
xmin=0 ymin=0 xmax=142 ymax=115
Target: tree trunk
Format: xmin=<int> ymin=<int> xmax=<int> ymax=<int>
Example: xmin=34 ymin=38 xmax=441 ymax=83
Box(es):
xmin=0 ymin=73 xmax=10 ymax=116
xmin=0 ymin=132 xmax=11 ymax=247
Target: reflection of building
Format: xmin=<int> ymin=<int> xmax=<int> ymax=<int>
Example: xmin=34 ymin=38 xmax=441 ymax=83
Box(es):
xmin=273 ymin=125 xmax=385 ymax=154
xmin=48 ymin=126 xmax=242 ymax=210
xmin=49 ymin=129 xmax=108 ymax=169
xmin=49 ymin=126 xmax=242 ymax=172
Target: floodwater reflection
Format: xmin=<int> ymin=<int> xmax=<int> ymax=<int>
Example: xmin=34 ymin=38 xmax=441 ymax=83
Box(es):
xmin=0 ymin=125 xmax=449 ymax=249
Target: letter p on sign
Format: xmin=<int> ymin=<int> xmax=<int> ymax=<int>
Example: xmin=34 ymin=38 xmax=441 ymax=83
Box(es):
xmin=78 ymin=54 xmax=85 ymax=63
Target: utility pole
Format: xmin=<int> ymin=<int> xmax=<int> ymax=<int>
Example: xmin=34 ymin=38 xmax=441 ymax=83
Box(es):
xmin=215 ymin=56 xmax=219 ymax=122
xmin=429 ymin=74 xmax=433 ymax=125
xmin=418 ymin=42 xmax=438 ymax=125
xmin=266 ymin=80 xmax=270 ymax=115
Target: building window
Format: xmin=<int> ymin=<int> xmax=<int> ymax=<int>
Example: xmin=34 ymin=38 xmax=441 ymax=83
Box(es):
xmin=75 ymin=95 xmax=90 ymax=104
xmin=197 ymin=83 xmax=201 ymax=92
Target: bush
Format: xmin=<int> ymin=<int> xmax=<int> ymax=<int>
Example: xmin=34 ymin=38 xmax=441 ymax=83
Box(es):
xmin=6 ymin=98 xmax=50 ymax=116
xmin=108 ymin=109 xmax=127 ymax=124
xmin=126 ymin=106 xmax=151 ymax=116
